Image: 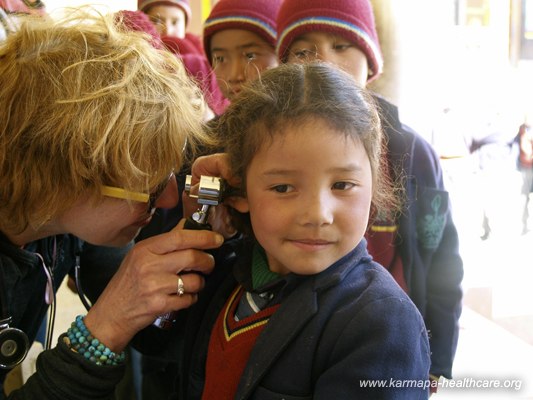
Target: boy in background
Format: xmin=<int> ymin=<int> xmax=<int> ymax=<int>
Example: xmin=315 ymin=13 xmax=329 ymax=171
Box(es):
xmin=137 ymin=2 xmax=228 ymax=115
xmin=202 ymin=0 xmax=282 ymax=102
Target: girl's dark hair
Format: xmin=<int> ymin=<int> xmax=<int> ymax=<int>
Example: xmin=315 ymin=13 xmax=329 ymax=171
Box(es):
xmin=214 ymin=62 xmax=401 ymax=235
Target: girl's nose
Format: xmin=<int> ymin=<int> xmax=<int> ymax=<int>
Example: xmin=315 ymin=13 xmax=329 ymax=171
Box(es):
xmin=301 ymin=192 xmax=334 ymax=226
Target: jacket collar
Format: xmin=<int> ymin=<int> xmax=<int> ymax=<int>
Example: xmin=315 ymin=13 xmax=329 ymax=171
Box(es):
xmin=235 ymin=240 xmax=371 ymax=398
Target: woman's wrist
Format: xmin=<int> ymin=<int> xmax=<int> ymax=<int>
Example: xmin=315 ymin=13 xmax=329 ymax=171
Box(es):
xmin=64 ymin=315 xmax=126 ymax=366
xmin=83 ymin=308 xmax=129 ymax=353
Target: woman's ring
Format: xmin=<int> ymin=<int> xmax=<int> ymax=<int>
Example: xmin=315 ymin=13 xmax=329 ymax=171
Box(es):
xmin=177 ymin=275 xmax=185 ymax=297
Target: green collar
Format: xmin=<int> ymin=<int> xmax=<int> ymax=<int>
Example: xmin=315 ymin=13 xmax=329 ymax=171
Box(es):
xmin=251 ymin=244 xmax=280 ymax=290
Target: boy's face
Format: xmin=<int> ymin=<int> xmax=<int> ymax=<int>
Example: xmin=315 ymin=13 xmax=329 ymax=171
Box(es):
xmin=234 ymin=117 xmax=372 ymax=275
xmin=286 ymin=32 xmax=369 ymax=87
xmin=210 ymin=29 xmax=278 ymax=101
xmin=146 ymin=5 xmax=186 ymax=38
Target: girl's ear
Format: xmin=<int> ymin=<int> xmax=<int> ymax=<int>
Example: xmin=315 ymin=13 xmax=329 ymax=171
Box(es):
xmin=228 ymin=196 xmax=249 ymax=213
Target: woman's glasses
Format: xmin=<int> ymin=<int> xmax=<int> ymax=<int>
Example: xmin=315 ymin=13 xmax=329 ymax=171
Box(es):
xmin=101 ymin=172 xmax=174 ymax=213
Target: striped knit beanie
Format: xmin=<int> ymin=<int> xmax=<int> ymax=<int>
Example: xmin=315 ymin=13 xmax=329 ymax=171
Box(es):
xmin=138 ymin=0 xmax=192 ymax=25
xmin=277 ymin=0 xmax=383 ymax=82
xmin=203 ymin=0 xmax=282 ymax=66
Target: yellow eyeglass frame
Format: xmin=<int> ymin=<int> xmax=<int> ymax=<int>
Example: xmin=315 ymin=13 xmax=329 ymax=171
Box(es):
xmin=100 ymin=172 xmax=174 ymax=213
xmin=100 ymin=186 xmax=149 ymax=203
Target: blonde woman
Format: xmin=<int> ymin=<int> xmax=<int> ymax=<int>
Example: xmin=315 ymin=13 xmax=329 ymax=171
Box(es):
xmin=0 ymin=8 xmax=221 ymax=399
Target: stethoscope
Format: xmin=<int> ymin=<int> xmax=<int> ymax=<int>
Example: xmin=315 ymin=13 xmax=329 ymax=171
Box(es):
xmin=0 ymin=266 xmax=30 ymax=369
xmin=0 ymin=240 xmax=60 ymax=370
xmin=0 ymin=250 xmax=92 ymax=370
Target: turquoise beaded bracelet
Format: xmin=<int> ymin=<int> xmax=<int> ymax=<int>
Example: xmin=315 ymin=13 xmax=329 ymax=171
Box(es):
xmin=65 ymin=315 xmax=125 ymax=366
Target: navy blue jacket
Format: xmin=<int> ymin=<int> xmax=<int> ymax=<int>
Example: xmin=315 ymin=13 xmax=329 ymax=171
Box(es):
xmin=376 ymin=96 xmax=463 ymax=378
xmin=176 ymin=240 xmax=430 ymax=400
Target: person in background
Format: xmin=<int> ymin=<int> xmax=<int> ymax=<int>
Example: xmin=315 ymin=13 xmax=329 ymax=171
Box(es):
xmin=467 ymin=111 xmax=519 ymax=240
xmin=274 ymin=0 xmax=463 ymax=389
xmin=138 ymin=0 xmax=229 ymax=116
xmin=517 ymin=119 xmax=533 ymax=234
xmin=162 ymin=34 xmax=228 ymax=116
xmin=0 ymin=8 xmax=223 ymax=399
xmin=118 ymin=9 xmax=227 ymax=116
xmin=202 ymin=0 xmax=282 ymax=103
xmin=138 ymin=0 xmax=195 ymax=44
xmin=176 ymin=62 xmax=430 ymax=400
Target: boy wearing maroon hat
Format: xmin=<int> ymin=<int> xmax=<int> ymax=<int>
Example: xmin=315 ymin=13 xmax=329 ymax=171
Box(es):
xmin=202 ymin=0 xmax=282 ymax=101
xmin=276 ymin=0 xmax=463 ymax=388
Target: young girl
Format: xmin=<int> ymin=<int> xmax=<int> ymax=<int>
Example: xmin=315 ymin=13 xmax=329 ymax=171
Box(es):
xmin=275 ymin=0 xmax=463 ymax=386
xmin=177 ymin=62 xmax=430 ymax=399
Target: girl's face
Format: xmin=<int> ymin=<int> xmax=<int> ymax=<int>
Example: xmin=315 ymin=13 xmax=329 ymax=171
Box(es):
xmin=57 ymin=177 xmax=179 ymax=247
xmin=210 ymin=29 xmax=278 ymax=101
xmin=147 ymin=5 xmax=187 ymax=39
xmin=233 ymin=117 xmax=372 ymax=275
xmin=286 ymin=32 xmax=369 ymax=87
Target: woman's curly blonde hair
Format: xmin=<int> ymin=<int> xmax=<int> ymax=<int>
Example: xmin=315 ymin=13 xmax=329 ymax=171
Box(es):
xmin=0 ymin=7 xmax=211 ymax=232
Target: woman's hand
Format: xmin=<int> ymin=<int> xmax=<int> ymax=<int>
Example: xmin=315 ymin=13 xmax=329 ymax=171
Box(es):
xmin=183 ymin=153 xmax=240 ymax=238
xmin=84 ymin=220 xmax=224 ymax=352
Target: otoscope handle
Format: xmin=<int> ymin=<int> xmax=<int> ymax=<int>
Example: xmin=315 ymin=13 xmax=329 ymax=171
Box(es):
xmin=152 ymin=205 xmax=213 ymax=329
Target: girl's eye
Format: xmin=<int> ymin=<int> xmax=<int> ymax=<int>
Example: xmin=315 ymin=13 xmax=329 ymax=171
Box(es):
xmin=271 ymin=184 xmax=293 ymax=193
xmin=332 ymin=182 xmax=355 ymax=190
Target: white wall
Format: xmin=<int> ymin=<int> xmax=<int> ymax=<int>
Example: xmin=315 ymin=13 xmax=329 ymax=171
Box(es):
xmin=43 ymin=1 xmax=209 ymax=35
xmin=44 ymin=1 xmax=136 ymax=17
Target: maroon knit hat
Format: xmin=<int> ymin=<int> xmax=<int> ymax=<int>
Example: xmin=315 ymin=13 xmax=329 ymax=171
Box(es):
xmin=138 ymin=0 xmax=192 ymax=26
xmin=115 ymin=10 xmax=164 ymax=49
xmin=203 ymin=0 xmax=282 ymax=66
xmin=277 ymin=0 xmax=383 ymax=82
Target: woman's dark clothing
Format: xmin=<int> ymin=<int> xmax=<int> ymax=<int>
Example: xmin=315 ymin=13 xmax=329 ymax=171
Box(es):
xmin=0 ymin=233 xmax=130 ymax=399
